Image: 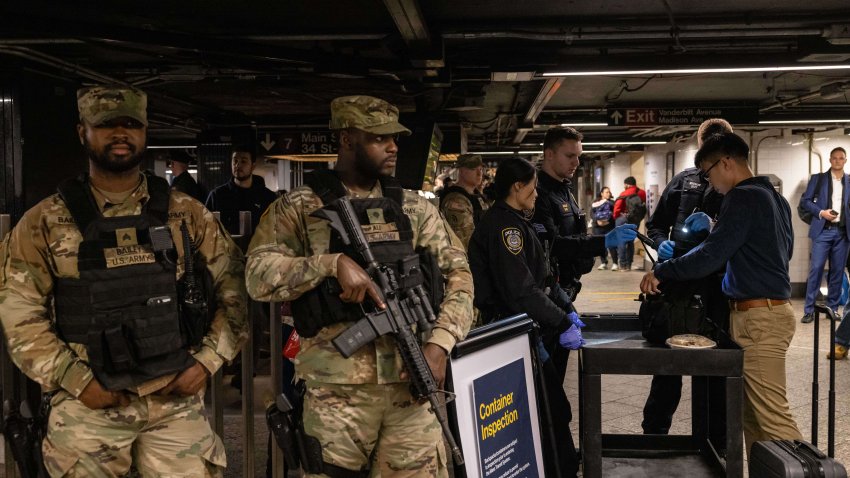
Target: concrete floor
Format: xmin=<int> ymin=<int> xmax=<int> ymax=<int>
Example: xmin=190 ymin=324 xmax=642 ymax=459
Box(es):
xmin=569 ymin=258 xmax=850 ymax=476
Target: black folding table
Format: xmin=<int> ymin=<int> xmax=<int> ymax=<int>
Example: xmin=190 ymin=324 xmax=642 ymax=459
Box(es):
xmin=578 ymin=315 xmax=744 ymax=478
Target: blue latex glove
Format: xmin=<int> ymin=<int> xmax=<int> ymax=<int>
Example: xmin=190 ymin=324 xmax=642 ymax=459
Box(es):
xmin=605 ymin=223 xmax=638 ymax=248
xmin=658 ymin=240 xmax=676 ymax=261
xmin=684 ymin=212 xmax=711 ymax=233
xmin=567 ymin=311 xmax=586 ymax=328
xmin=559 ymin=324 xmax=585 ymax=350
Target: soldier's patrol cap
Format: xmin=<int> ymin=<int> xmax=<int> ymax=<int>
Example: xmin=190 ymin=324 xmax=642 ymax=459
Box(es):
xmin=329 ymin=95 xmax=411 ymax=136
xmin=77 ymin=85 xmax=148 ymax=127
xmin=456 ymin=154 xmax=483 ymax=169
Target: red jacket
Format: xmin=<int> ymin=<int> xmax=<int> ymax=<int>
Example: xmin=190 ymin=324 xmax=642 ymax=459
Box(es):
xmin=613 ymin=185 xmax=647 ymax=219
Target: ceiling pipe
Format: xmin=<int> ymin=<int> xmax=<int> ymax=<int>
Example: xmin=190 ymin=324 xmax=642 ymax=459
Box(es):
xmin=0 ymin=45 xmax=120 ymax=84
xmin=0 ymin=45 xmax=216 ymax=126
xmin=760 ymin=81 xmax=850 ymax=112
xmin=0 ymin=39 xmax=85 ymax=45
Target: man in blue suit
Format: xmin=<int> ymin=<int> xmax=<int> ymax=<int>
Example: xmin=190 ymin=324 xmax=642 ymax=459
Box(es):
xmin=801 ymin=146 xmax=850 ymax=323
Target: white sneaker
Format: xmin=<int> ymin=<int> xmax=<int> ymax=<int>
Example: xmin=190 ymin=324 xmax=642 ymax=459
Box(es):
xmin=611 ymin=264 xmax=619 ymax=271
xmin=598 ymin=264 xmax=607 ymax=270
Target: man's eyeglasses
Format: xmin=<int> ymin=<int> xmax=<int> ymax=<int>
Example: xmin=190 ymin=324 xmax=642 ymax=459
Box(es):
xmin=700 ymin=159 xmax=722 ymax=180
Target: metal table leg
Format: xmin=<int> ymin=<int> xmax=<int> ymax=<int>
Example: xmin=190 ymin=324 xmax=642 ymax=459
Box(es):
xmin=581 ymin=373 xmax=602 ymax=478
xmin=725 ymin=376 xmax=744 ymax=478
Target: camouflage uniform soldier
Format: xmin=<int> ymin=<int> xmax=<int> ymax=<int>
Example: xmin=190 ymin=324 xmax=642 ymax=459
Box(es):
xmin=245 ymin=95 xmax=473 ymax=477
xmin=0 ymin=86 xmax=249 ymax=477
xmin=439 ymin=154 xmax=489 ymax=250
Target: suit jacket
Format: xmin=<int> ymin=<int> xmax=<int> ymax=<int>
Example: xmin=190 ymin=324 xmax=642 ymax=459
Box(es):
xmin=801 ymin=171 xmax=850 ymax=240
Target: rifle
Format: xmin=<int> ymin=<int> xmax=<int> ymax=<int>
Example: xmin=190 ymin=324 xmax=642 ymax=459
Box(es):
xmin=177 ymin=219 xmax=209 ymax=346
xmin=311 ymin=197 xmax=464 ymax=465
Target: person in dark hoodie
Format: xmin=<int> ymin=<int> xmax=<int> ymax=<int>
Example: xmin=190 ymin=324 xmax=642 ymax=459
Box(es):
xmin=205 ymin=145 xmax=277 ymax=236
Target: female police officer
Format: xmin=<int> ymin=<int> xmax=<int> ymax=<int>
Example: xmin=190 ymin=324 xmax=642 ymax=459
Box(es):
xmin=468 ymin=156 xmax=636 ymax=477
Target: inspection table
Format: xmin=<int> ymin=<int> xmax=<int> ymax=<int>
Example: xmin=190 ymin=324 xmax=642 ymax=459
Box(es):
xmin=578 ymin=315 xmax=744 ymax=478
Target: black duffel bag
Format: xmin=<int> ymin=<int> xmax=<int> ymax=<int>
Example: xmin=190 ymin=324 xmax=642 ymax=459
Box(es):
xmin=638 ymin=280 xmax=716 ymax=345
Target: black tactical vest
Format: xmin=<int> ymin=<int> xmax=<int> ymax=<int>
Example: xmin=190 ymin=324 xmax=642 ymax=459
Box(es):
xmin=439 ymin=185 xmax=485 ymax=225
xmin=671 ymin=169 xmax=723 ymax=254
xmin=291 ymin=170 xmax=442 ymax=338
xmin=53 ymin=173 xmax=194 ymax=391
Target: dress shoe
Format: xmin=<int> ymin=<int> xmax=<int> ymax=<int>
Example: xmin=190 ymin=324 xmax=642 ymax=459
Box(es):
xmin=827 ymin=344 xmax=848 ymax=360
xmin=801 ymin=313 xmax=814 ymax=324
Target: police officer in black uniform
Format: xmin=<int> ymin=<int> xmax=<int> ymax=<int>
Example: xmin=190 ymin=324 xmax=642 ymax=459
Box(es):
xmin=640 ymin=118 xmax=733 ymax=440
xmin=531 ymin=127 xmax=637 ymax=379
xmin=469 ymin=156 xmax=586 ymax=477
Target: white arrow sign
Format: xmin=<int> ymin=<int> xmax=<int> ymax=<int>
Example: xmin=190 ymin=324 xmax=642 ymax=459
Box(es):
xmin=260 ymin=133 xmax=276 ymax=151
xmin=610 ymin=110 xmax=623 ymax=125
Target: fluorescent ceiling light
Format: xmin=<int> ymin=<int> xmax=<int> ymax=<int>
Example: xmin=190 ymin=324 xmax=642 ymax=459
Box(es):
xmin=582 ymin=141 xmax=666 ymax=146
xmin=165 ymin=169 xmax=198 ymax=174
xmin=476 ymin=151 xmax=544 ymax=155
xmin=543 ymin=65 xmax=850 ymax=77
xmin=559 ymin=123 xmax=608 ymax=127
xmin=760 ymin=119 xmax=850 ymax=124
xmin=476 ymin=150 xmax=619 ymax=155
xmin=147 ymin=145 xmax=198 ymax=149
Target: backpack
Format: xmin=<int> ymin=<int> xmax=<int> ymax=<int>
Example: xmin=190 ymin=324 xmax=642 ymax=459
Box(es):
xmin=638 ymin=281 xmax=716 ymax=344
xmin=592 ymin=201 xmax=613 ymax=221
xmin=797 ymin=173 xmax=824 ymax=225
xmin=620 ymin=191 xmax=647 ymax=224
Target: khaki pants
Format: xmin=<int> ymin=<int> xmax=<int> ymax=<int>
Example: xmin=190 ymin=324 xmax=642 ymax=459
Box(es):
xmin=729 ymin=302 xmax=803 ymax=454
xmin=303 ymin=381 xmax=447 ymax=478
xmin=43 ymin=389 xmax=224 ymax=478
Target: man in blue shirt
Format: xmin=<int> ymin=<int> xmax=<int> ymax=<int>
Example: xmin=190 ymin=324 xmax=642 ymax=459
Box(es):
xmin=640 ymin=132 xmax=802 ymax=455
xmin=799 ymin=146 xmax=850 ymax=323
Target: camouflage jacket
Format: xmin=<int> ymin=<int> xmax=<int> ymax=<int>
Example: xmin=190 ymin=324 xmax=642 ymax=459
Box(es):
xmin=440 ymin=190 xmax=489 ymax=250
xmin=0 ymin=174 xmax=249 ymax=397
xmin=245 ymin=183 xmax=474 ymax=384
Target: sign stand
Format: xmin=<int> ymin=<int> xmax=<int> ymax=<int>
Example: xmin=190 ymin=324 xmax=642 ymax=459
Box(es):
xmin=447 ymin=314 xmax=549 ymax=478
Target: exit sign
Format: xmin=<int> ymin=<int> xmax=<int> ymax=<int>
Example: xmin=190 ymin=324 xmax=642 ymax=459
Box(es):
xmin=606 ymin=107 xmax=758 ymax=126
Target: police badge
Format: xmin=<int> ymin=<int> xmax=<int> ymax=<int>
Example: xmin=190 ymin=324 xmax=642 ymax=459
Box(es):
xmin=502 ymin=227 xmax=523 ymax=255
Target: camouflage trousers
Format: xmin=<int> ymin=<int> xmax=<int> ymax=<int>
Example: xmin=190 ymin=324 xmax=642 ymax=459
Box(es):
xmin=303 ymin=380 xmax=447 ymax=478
xmin=42 ymin=389 xmax=226 ymax=477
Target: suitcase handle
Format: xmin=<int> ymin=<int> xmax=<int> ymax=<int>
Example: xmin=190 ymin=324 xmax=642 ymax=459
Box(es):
xmin=792 ymin=440 xmax=827 ymax=460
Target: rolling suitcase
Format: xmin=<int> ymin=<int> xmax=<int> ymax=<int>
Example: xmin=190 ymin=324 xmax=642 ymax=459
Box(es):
xmin=749 ymin=305 xmax=847 ymax=477
xmin=749 ymin=440 xmax=846 ymax=477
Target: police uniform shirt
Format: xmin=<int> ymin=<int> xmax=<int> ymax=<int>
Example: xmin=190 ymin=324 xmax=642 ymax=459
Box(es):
xmin=468 ymin=201 xmax=570 ymax=333
xmin=532 ymin=171 xmax=606 ymax=274
xmin=646 ymin=167 xmax=724 ymax=246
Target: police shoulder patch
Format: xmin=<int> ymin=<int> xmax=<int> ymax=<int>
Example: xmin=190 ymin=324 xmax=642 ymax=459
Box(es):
xmin=501 ymin=227 xmax=523 ymax=255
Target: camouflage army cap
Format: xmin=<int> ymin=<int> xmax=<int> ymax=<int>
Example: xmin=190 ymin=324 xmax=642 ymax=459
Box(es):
xmin=456 ymin=154 xmax=483 ymax=169
xmin=77 ymin=85 xmax=148 ymax=127
xmin=329 ymin=95 xmax=411 ymax=136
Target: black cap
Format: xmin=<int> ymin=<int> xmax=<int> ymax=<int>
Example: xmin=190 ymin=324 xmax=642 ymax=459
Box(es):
xmin=170 ymin=150 xmax=194 ymax=165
